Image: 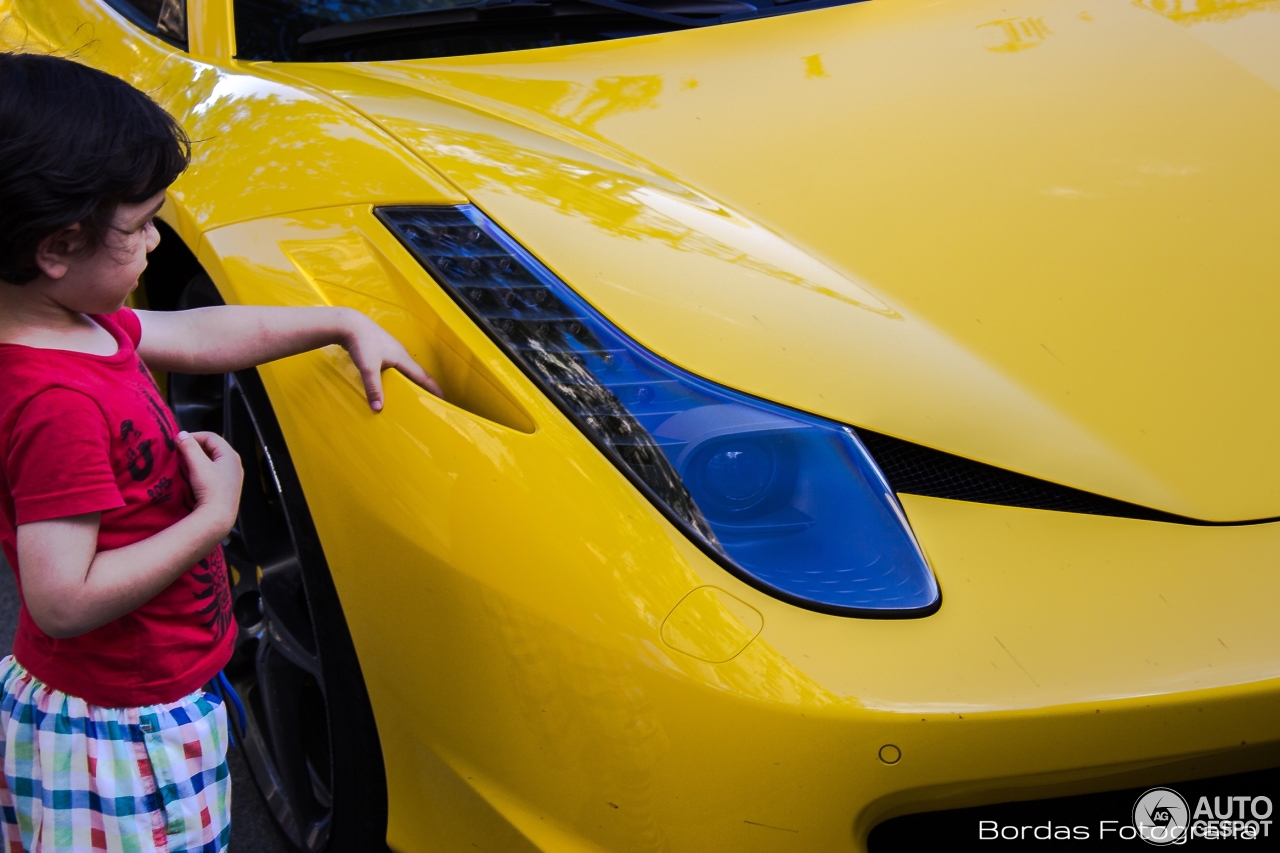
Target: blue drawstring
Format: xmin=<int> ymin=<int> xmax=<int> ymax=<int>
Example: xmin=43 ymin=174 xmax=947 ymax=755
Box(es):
xmin=208 ymin=678 xmax=233 ymax=748
xmin=211 ymin=671 xmax=248 ymax=749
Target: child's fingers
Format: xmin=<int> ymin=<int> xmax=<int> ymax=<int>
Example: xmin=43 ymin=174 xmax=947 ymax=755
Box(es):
xmin=358 ymin=362 xmax=385 ymax=412
xmin=394 ymin=356 xmax=444 ymax=400
xmin=176 ymin=430 xmax=213 ymax=465
xmin=422 ymin=373 xmax=444 ymax=400
xmin=190 ymin=431 xmax=236 ymax=463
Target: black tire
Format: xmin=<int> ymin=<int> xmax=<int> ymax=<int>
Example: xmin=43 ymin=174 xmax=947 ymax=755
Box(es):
xmin=169 ymin=273 xmax=390 ymax=852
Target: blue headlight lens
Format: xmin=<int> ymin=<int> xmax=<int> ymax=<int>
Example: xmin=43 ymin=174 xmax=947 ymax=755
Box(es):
xmin=378 ymin=206 xmax=940 ymax=617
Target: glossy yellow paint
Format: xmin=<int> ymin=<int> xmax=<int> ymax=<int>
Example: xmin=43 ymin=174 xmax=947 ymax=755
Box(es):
xmin=660 ymin=586 xmax=764 ymax=664
xmin=5 ymin=1 xmax=1280 ymax=850
xmin=200 ymin=205 xmax=1280 ymax=852
xmin=186 ymin=0 xmax=234 ymax=60
xmin=278 ymin=0 xmax=1280 ymax=522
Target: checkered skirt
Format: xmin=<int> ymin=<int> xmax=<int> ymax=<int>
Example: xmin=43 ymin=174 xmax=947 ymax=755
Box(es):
xmin=0 ymin=657 xmax=230 ymax=852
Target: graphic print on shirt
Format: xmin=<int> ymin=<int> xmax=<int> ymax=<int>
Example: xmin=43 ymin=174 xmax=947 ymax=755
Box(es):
xmin=139 ymin=360 xmax=178 ymax=453
xmin=192 ymin=548 xmax=233 ymax=642
xmin=124 ymin=362 xmax=182 ymax=505
xmin=147 ymin=477 xmax=173 ymax=505
xmin=119 ymin=363 xmax=234 ymax=641
xmin=133 ymin=360 xmax=234 ymax=639
xmin=118 ymin=419 xmax=155 ymax=482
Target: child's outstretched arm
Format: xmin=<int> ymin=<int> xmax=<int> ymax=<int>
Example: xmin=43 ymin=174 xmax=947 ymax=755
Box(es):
xmin=136 ymin=306 xmax=443 ymax=411
xmin=17 ymin=432 xmax=241 ymax=639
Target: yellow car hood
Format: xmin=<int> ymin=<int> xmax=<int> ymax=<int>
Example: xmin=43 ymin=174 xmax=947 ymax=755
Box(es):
xmin=279 ymin=0 xmax=1280 ymax=521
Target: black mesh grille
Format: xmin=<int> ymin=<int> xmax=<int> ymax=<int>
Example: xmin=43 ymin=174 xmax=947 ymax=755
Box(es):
xmin=854 ymin=429 xmax=1255 ymax=526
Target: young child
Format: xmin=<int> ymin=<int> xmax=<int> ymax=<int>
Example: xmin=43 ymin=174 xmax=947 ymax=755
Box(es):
xmin=0 ymin=53 xmax=441 ymax=851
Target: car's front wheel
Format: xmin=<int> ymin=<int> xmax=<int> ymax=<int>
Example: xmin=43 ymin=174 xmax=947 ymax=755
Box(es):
xmin=169 ymin=273 xmax=390 ymax=852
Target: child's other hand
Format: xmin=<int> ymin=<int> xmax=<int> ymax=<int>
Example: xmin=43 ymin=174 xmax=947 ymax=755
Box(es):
xmin=177 ymin=431 xmax=243 ymax=533
xmin=341 ymin=312 xmax=444 ymax=411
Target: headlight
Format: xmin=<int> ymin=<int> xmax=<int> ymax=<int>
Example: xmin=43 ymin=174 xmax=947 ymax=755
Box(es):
xmin=378 ymin=206 xmax=940 ymax=617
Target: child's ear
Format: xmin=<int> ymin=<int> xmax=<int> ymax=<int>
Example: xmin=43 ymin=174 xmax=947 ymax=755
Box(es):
xmin=34 ymin=224 xmax=88 ymax=280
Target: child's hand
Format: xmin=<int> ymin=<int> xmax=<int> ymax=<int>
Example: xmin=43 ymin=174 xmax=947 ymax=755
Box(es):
xmin=138 ymin=306 xmax=445 ymax=410
xmin=19 ymin=432 xmax=244 ymax=638
xmin=340 ymin=312 xmax=444 ymax=411
xmin=177 ymin=431 xmax=243 ymax=533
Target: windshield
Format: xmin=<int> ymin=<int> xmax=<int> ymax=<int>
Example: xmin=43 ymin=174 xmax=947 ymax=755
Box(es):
xmin=233 ymin=0 xmax=865 ymax=61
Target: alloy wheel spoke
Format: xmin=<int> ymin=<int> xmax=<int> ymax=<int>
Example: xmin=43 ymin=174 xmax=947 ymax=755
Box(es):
xmin=259 ymin=562 xmax=323 ymax=680
xmin=255 ymin=641 xmax=332 ymax=851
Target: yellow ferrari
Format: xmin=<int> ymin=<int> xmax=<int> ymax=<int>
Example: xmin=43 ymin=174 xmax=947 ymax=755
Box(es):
xmin=4 ymin=0 xmax=1278 ymax=850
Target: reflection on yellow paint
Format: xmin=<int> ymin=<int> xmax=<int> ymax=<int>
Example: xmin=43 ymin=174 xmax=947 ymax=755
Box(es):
xmin=283 ymin=232 xmax=382 ymax=293
xmin=473 ymin=579 xmax=841 ymax=850
xmin=979 ymin=17 xmax=1053 ymax=52
xmin=1135 ymin=0 xmax=1280 ymax=25
xmin=550 ymin=75 xmax=663 ymax=129
xmin=373 ymin=65 xmax=664 ymax=141
xmin=0 ymin=14 xmax=34 ymax=50
xmin=376 ymin=119 xmax=896 ymax=316
xmin=803 ymin=53 xmax=830 ymax=78
xmin=171 ymin=70 xmax=392 ymax=228
xmin=660 ymin=586 xmax=763 ymax=663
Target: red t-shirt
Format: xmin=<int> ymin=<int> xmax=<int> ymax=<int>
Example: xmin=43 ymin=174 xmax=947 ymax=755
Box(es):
xmin=0 ymin=308 xmax=234 ymax=707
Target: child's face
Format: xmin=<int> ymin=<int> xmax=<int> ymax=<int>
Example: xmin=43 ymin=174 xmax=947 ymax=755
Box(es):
xmin=40 ymin=192 xmax=165 ymax=314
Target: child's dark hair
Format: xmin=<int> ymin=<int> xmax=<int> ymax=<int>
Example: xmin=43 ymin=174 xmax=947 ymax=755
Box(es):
xmin=0 ymin=52 xmax=190 ymax=284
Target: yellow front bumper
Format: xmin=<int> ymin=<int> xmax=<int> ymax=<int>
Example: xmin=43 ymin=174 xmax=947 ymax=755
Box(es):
xmin=202 ymin=206 xmax=1280 ymax=852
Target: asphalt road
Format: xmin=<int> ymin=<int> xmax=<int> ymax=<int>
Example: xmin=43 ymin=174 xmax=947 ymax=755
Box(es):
xmin=0 ymin=553 xmax=292 ymax=852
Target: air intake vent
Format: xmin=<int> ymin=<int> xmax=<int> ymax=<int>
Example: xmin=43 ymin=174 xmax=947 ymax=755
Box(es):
xmin=855 ymin=430 xmax=1216 ymax=525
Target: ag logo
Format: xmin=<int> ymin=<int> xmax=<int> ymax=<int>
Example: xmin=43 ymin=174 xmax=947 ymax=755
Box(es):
xmin=1133 ymin=787 xmax=1189 ymax=846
